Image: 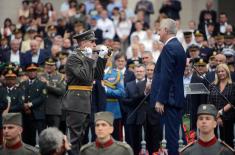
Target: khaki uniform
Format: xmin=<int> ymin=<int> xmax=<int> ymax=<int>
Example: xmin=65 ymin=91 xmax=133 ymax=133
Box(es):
xmin=180 ymin=139 xmax=234 ymax=155
xmin=80 ymin=139 xmax=133 ymax=155
xmin=40 ymin=71 xmax=66 ymax=127
xmin=0 ymin=142 xmax=39 ymax=155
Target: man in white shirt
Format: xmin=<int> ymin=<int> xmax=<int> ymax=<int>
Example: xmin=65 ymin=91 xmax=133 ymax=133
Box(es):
xmin=10 ymin=39 xmax=21 ymax=65
xmin=97 ymin=10 xmax=115 ymax=39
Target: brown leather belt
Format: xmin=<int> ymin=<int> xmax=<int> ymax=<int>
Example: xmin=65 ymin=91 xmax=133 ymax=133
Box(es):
xmin=68 ymin=85 xmax=93 ymax=91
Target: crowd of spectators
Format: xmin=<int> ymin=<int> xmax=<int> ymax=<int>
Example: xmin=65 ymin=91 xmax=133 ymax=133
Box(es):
xmin=0 ymin=0 xmax=235 ymax=154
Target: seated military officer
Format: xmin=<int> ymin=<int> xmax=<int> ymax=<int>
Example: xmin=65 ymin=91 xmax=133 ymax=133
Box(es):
xmin=180 ymin=104 xmax=234 ymax=155
xmin=0 ymin=113 xmax=39 ymax=155
xmin=80 ymin=111 xmax=133 ymax=155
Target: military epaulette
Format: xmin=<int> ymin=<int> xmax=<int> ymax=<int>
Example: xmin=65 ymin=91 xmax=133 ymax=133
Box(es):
xmin=179 ymin=140 xmax=196 ymax=152
xmin=23 ymin=143 xmax=39 ymax=153
xmin=220 ymin=140 xmax=235 ymax=152
xmin=115 ymin=141 xmax=132 ymax=150
xmin=80 ymin=142 xmax=94 ymax=152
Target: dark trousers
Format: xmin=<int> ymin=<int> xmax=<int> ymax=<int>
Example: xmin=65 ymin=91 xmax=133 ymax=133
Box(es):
xmin=219 ymin=119 xmax=235 ymax=147
xmin=46 ymin=115 xmax=61 ymax=128
xmin=126 ymin=124 xmax=142 ymax=155
xmin=112 ymin=118 xmax=122 ymax=141
xmin=146 ymin=121 xmax=161 ymax=154
xmin=0 ymin=128 xmax=2 ymax=146
xmin=66 ymin=111 xmax=89 ymax=155
xmin=160 ymin=106 xmax=183 ymax=155
xmin=22 ymin=115 xmax=45 ymax=146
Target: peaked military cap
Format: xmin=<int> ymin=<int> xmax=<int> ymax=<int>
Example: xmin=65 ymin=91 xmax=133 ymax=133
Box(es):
xmin=223 ymin=48 xmax=234 ymax=57
xmin=3 ymin=113 xmax=22 ymax=126
xmin=224 ymin=34 xmax=234 ymax=39
xmin=194 ymin=30 xmax=203 ymax=37
xmin=73 ymin=30 xmax=96 ymax=42
xmin=26 ymin=63 xmax=39 ymax=71
xmin=95 ymin=111 xmax=114 ymax=126
xmin=197 ymin=104 xmax=218 ymax=118
xmin=183 ymin=31 xmax=192 ymax=38
xmin=209 ymin=51 xmax=217 ymax=60
xmin=188 ymin=44 xmax=200 ymax=51
xmin=195 ymin=58 xmax=207 ymax=66
xmin=4 ymin=69 xmax=17 ymax=78
xmin=45 ymin=57 xmax=57 ymax=65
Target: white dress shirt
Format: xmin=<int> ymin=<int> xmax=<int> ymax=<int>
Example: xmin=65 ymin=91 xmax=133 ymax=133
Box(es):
xmin=97 ymin=18 xmax=115 ymax=39
xmin=32 ymin=50 xmax=40 ymax=63
xmin=10 ymin=50 xmax=20 ymax=65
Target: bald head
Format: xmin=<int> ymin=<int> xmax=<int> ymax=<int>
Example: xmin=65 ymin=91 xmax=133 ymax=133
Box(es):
xmin=10 ymin=39 xmax=21 ymax=52
xmin=30 ymin=40 xmax=39 ymax=54
xmin=215 ymin=54 xmax=226 ymax=65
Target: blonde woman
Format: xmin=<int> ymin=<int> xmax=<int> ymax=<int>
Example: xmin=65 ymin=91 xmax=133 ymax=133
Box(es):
xmin=209 ymin=63 xmax=235 ymax=147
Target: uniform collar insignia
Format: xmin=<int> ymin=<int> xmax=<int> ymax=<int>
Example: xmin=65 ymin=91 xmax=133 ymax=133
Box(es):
xmin=198 ymin=136 xmax=217 ymax=147
xmin=95 ymin=138 xmax=114 ymax=148
xmin=5 ymin=140 xmax=23 ymax=150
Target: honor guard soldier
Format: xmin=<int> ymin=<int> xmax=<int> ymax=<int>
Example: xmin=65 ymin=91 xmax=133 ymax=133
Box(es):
xmin=0 ymin=113 xmax=39 ymax=155
xmin=80 ymin=111 xmax=133 ymax=155
xmin=63 ymin=30 xmax=108 ymax=154
xmin=21 ymin=63 xmax=47 ymax=146
xmin=40 ymin=58 xmax=66 ymax=128
xmin=180 ymin=104 xmax=234 ymax=155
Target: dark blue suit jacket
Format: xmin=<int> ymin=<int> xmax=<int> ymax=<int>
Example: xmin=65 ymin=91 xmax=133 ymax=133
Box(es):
xmin=25 ymin=49 xmax=50 ymax=66
xmin=0 ymin=50 xmax=30 ymax=68
xmin=123 ymin=80 xmax=146 ymax=125
xmin=124 ymin=69 xmax=135 ymax=87
xmin=150 ymin=38 xmax=186 ymax=108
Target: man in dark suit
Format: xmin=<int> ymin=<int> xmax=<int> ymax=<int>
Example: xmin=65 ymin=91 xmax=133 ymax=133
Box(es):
xmin=0 ymin=39 xmax=30 ymax=68
xmin=25 ymin=40 xmax=50 ymax=66
xmin=150 ymin=18 xmax=186 ymax=155
xmin=123 ymin=64 xmax=146 ymax=155
xmin=137 ymin=62 xmax=161 ymax=154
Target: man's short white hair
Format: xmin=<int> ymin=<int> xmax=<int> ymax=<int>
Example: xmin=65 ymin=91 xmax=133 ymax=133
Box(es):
xmin=39 ymin=127 xmax=64 ymax=155
xmin=160 ymin=18 xmax=177 ymax=35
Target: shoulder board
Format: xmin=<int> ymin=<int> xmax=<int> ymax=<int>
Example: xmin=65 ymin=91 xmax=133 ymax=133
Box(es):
xmin=220 ymin=141 xmax=235 ymax=152
xmin=179 ymin=141 xmax=196 ymax=152
xmin=23 ymin=143 xmax=39 ymax=153
xmin=115 ymin=141 xmax=132 ymax=150
xmin=80 ymin=142 xmax=94 ymax=152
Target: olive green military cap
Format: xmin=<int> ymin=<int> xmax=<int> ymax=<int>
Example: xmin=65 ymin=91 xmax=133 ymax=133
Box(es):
xmin=3 ymin=113 xmax=22 ymax=126
xmin=73 ymin=30 xmax=96 ymax=43
xmin=95 ymin=112 xmax=114 ymax=126
xmin=197 ymin=104 xmax=218 ymax=118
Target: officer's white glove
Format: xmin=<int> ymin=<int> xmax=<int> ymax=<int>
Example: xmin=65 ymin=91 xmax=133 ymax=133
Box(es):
xmin=82 ymin=47 xmax=93 ymax=58
xmin=97 ymin=45 xmax=109 ymax=58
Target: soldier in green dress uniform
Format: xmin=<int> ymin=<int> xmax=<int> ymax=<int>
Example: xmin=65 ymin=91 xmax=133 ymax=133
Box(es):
xmin=0 ymin=113 xmax=39 ymax=155
xmin=80 ymin=111 xmax=133 ymax=155
xmin=180 ymin=104 xmax=234 ymax=155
